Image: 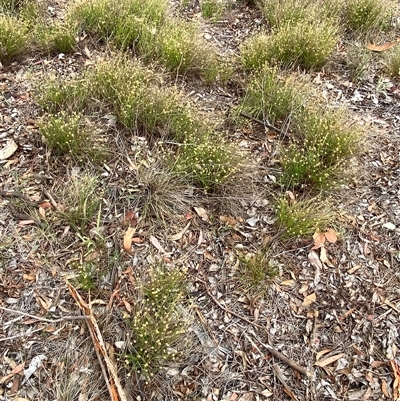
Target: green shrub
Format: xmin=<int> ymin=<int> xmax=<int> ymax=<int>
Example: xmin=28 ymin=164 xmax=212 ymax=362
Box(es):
xmin=346 ymin=45 xmax=372 ymax=81
xmin=280 ymin=107 xmax=361 ymax=189
xmin=200 ymin=0 xmax=225 ymax=21
xmin=275 ymin=196 xmax=334 ymax=237
xmin=343 ymin=0 xmax=396 ymax=34
xmin=38 ymin=111 xmax=103 ymax=161
xmin=0 ymin=15 xmax=29 ymax=61
xmin=384 ymin=46 xmax=400 ymax=78
xmin=36 ymin=21 xmax=77 ymax=54
xmin=124 ymin=267 xmax=189 ymax=379
xmin=173 ymin=130 xmax=242 ymax=190
xmin=238 ymin=66 xmax=309 ymax=125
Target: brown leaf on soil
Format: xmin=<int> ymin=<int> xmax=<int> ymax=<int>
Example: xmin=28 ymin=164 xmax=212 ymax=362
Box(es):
xmin=316 ymin=349 xmax=332 ymax=361
xmin=324 ymin=228 xmax=338 ymax=243
xmin=194 ymin=206 xmax=209 ymax=222
xmin=220 ymin=215 xmax=237 ymax=226
xmin=315 ymin=353 xmax=346 ymax=367
xmin=169 ymin=221 xmax=191 ymax=241
xmin=123 ymin=226 xmax=136 ymax=254
xmin=320 ymin=247 xmax=335 ymax=267
xmin=302 ymin=293 xmax=316 ymax=307
xmin=123 ymin=211 xmax=137 ymax=227
xmin=366 ymin=40 xmax=399 ymax=52
xmin=390 ymin=359 xmax=400 ymax=400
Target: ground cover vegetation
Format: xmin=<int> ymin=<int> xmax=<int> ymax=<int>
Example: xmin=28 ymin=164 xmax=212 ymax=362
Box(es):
xmin=0 ymin=0 xmax=399 ymax=399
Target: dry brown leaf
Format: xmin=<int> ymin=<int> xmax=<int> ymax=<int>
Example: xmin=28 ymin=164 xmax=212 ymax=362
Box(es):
xmin=220 ymin=215 xmax=237 ymax=226
xmin=123 ymin=226 xmax=135 ymax=254
xmin=0 ymin=139 xmax=18 ymax=160
xmin=390 ymin=359 xmax=400 ymax=400
xmin=194 ymin=206 xmax=209 ymax=222
xmin=302 ymin=293 xmax=316 ymax=307
xmin=149 ymin=235 xmax=166 ymax=254
xmin=320 ymin=247 xmax=335 ymax=267
xmin=316 ymin=349 xmax=333 ymax=361
xmin=366 ymin=40 xmax=399 ymax=52
xmin=315 ymin=353 xmax=346 ymax=367
xmin=280 ymin=280 xmax=295 ymax=286
xmin=169 ymin=221 xmax=191 ymax=241
xmin=324 ymin=228 xmax=338 ymax=243
xmin=308 ymin=250 xmax=323 ymax=270
xmin=381 ymin=379 xmax=390 ymax=398
xmin=38 ymin=202 xmax=52 ymax=209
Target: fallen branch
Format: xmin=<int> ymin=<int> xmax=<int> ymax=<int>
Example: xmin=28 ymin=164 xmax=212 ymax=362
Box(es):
xmin=196 ymin=278 xmax=313 ymax=378
xmin=239 ymin=112 xmax=290 ymax=138
xmin=67 ymin=283 xmax=129 ymax=401
xmin=0 ymin=306 xmax=89 ymax=323
xmin=273 ymin=363 xmax=300 ymax=401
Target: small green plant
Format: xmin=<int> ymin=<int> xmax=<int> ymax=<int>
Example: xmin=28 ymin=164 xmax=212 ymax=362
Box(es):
xmin=343 ymin=0 xmax=396 ymax=34
xmin=280 ymin=106 xmax=361 ymax=189
xmin=200 ymin=0 xmax=225 ymax=21
xmin=241 ymin=18 xmax=338 ymax=71
xmin=38 ymin=111 xmax=100 ymax=159
xmin=238 ymin=66 xmax=309 ymax=125
xmin=275 ymin=195 xmax=334 ymax=237
xmin=57 ymin=173 xmax=103 ymax=232
xmin=157 ymin=19 xmax=219 ymax=77
xmin=75 ymin=261 xmax=100 ymax=291
xmin=237 ymin=250 xmax=279 ymax=294
xmin=36 ymin=21 xmax=77 ymax=54
xmin=36 ymin=77 xmax=89 ymax=113
xmin=0 ymin=15 xmax=29 ymax=62
xmin=172 ymin=130 xmax=242 ymax=191
xmin=346 ymin=45 xmax=372 ymax=81
xmin=384 ymin=46 xmax=400 ymax=78
xmin=124 ymin=266 xmax=189 ymax=379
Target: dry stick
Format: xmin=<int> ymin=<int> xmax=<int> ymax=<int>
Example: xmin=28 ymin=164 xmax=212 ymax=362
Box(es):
xmin=273 ymin=363 xmax=300 ymax=401
xmin=239 ymin=112 xmax=290 ymax=138
xmin=196 ymin=278 xmax=313 ymax=378
xmin=0 ymin=306 xmax=89 ymax=324
xmin=42 ymin=189 xmax=59 ymax=211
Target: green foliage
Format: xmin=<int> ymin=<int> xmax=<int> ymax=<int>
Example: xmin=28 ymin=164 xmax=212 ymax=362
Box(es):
xmin=343 ymin=0 xmax=396 ymax=34
xmin=173 ymin=130 xmax=241 ymax=191
xmin=0 ymin=15 xmax=29 ymax=61
xmin=57 ymin=173 xmax=103 ymax=232
xmin=36 ymin=21 xmax=77 ymax=54
xmin=200 ymin=0 xmax=225 ymax=21
xmin=346 ymin=45 xmax=372 ymax=81
xmin=280 ymin=107 xmax=360 ymax=189
xmin=38 ymin=111 xmax=104 ymax=161
xmin=241 ymin=18 xmax=338 ymax=71
xmin=124 ymin=267 xmax=189 ymax=378
xmin=238 ymin=66 xmax=308 ymax=125
xmin=275 ymin=196 xmax=334 ymax=237
xmin=384 ymin=46 xmax=400 ymax=78
xmin=237 ymin=250 xmax=279 ymax=293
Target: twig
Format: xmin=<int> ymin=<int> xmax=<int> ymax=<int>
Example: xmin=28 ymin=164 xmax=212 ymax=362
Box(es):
xmin=273 ymin=363 xmax=300 ymax=401
xmin=239 ymin=112 xmax=290 ymax=138
xmin=0 ymin=190 xmax=41 ymax=207
xmin=0 ymin=328 xmax=44 ymax=343
xmin=196 ymin=278 xmax=313 ymax=378
xmin=0 ymin=306 xmax=89 ymax=323
xmin=42 ymin=189 xmax=59 ymax=211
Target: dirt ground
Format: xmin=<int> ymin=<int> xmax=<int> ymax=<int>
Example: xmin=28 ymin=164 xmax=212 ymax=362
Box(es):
xmin=0 ymin=1 xmax=399 ymax=400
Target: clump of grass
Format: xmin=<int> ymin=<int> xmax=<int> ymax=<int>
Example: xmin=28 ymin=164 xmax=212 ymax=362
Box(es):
xmin=343 ymin=0 xmax=397 ymax=35
xmin=37 ymin=77 xmax=89 ymax=113
xmin=384 ymin=46 xmax=400 ymax=78
xmin=157 ymin=19 xmax=219 ymax=77
xmin=38 ymin=111 xmax=104 ymax=161
xmin=241 ymin=18 xmax=338 ymax=71
xmin=346 ymin=45 xmax=372 ymax=81
xmin=0 ymin=15 xmax=29 ymax=61
xmin=200 ymin=0 xmax=225 ymax=21
xmin=57 ymin=172 xmax=103 ymax=232
xmin=124 ymin=266 xmax=189 ymax=379
xmin=36 ymin=21 xmax=77 ymax=54
xmin=237 ymin=66 xmax=309 ymax=125
xmin=127 ymin=163 xmax=191 ymax=222
xmin=113 ymin=0 xmax=166 ymax=52
xmin=172 ymin=130 xmax=242 ymax=191
xmin=280 ymin=107 xmax=361 ymax=189
xmin=275 ymin=195 xmax=334 ymax=238
xmin=236 ymin=250 xmax=279 ymax=294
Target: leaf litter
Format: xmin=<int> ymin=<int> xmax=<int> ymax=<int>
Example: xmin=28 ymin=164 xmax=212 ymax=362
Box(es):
xmin=0 ymin=1 xmax=399 ymax=401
